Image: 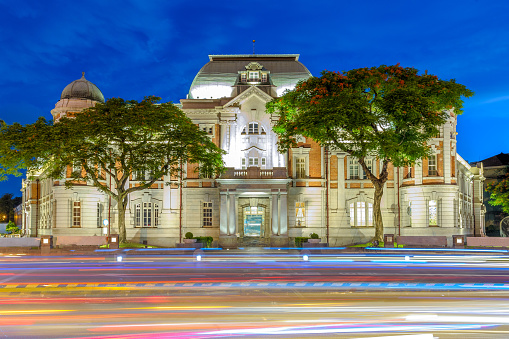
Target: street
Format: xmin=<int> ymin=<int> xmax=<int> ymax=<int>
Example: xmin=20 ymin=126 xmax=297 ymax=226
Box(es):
xmin=1 ymin=249 xmax=509 ymax=338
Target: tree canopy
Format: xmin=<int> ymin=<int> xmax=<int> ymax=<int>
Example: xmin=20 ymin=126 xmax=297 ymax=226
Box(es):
xmin=487 ymin=169 xmax=509 ymax=215
xmin=0 ymin=96 xmax=225 ymax=242
xmin=266 ymin=64 xmax=473 ymax=241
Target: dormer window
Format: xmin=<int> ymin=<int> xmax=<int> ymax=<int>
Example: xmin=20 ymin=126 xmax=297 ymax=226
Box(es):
xmin=248 ymin=72 xmax=259 ymax=81
xmin=262 ymin=73 xmax=267 ymax=82
xmin=241 ymin=73 xmax=247 ymax=82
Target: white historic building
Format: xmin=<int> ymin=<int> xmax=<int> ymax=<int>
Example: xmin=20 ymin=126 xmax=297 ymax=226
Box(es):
xmin=21 ymin=55 xmax=485 ymax=247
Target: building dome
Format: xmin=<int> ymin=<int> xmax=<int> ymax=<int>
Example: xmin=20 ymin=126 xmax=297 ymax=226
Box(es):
xmin=188 ymin=55 xmax=312 ymax=99
xmin=60 ymin=72 xmax=105 ymax=103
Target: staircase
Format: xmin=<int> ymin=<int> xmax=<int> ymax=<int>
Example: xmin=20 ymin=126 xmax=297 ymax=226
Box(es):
xmin=239 ymin=237 xmax=270 ymax=247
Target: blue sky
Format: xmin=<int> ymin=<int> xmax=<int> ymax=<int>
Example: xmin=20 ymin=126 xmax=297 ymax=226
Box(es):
xmin=1 ymin=0 xmax=508 ymax=196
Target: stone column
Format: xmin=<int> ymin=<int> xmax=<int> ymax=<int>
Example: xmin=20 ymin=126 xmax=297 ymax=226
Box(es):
xmin=163 ymin=175 xmax=171 ymax=210
xmin=228 ymin=190 xmax=236 ymax=235
xmin=443 ymin=119 xmax=452 ymax=184
xmin=220 ymin=190 xmax=228 ymax=235
xmin=271 ymin=190 xmax=279 ymax=235
xmin=280 ymin=190 xmax=288 ymax=235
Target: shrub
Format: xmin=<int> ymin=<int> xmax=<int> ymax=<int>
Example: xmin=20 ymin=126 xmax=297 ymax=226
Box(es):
xmin=295 ymin=237 xmax=309 ymax=247
xmin=185 ymin=232 xmax=194 ymax=239
xmin=309 ymin=233 xmax=319 ymax=239
xmin=195 ymin=236 xmax=213 ymax=248
xmin=6 ymin=221 xmax=20 ymax=234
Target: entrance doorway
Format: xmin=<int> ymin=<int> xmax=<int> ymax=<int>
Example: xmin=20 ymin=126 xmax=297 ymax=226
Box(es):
xmin=243 ymin=206 xmax=265 ymax=237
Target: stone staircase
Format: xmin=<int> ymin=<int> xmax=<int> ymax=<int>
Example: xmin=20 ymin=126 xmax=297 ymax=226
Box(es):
xmin=239 ymin=237 xmax=270 ymax=247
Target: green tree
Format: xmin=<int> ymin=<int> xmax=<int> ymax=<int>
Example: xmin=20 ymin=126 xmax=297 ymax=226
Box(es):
xmin=266 ymin=65 xmax=473 ymax=242
xmin=487 ymin=170 xmax=509 ymax=215
xmin=0 ymin=193 xmax=21 ymax=222
xmin=5 ymin=220 xmax=20 ymax=234
xmin=0 ymin=96 xmax=225 ymax=242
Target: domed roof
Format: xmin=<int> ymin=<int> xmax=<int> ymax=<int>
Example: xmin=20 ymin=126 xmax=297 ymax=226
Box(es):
xmin=60 ymin=72 xmax=104 ymax=103
xmin=188 ymin=55 xmax=312 ymax=99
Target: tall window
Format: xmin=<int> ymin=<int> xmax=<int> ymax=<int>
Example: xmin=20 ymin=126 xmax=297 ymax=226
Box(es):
xmin=241 ymin=73 xmax=247 ymax=82
xmin=428 ymin=155 xmax=437 ymax=176
xmin=261 ymin=157 xmax=266 ymax=169
xmin=97 ymin=202 xmax=102 ymax=228
xmin=154 ymin=204 xmax=159 ymax=226
xmin=241 ymin=158 xmax=247 ymax=169
xmin=135 ymin=203 xmax=141 ymax=227
xmin=261 ymin=73 xmax=267 ymax=82
xmin=296 ymin=158 xmax=306 ymax=179
xmin=143 ymin=202 xmax=152 ymax=227
xmin=248 ymin=122 xmax=259 ymax=134
xmin=72 ymin=201 xmax=81 ymax=227
xmin=362 ymin=158 xmax=373 ymax=179
xmin=295 ymin=202 xmax=305 ymax=227
xmin=349 ymin=201 xmax=373 ymax=226
xmin=249 ymin=157 xmax=259 ymax=167
xmin=203 ymin=202 xmax=212 ymax=227
xmin=429 ymin=200 xmax=438 ymax=226
xmin=349 ymin=158 xmax=359 ymax=179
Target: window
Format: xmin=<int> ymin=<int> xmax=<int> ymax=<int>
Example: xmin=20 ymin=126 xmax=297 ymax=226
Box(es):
xmin=248 ymin=71 xmax=259 ymax=81
xmin=261 ymin=157 xmax=266 ymax=169
xmin=295 ymin=202 xmax=305 ymax=227
xmin=135 ymin=203 xmax=141 ymax=227
xmin=428 ymin=155 xmax=437 ymax=176
xmin=241 ymin=158 xmax=247 ymax=169
xmin=362 ymin=158 xmax=373 ymax=179
xmin=261 ymin=73 xmax=267 ymax=82
xmin=249 ymin=157 xmax=259 ymax=167
xmin=407 ymin=201 xmax=412 ymax=226
xmin=405 ymin=167 xmax=413 ymax=179
xmin=203 ymin=202 xmax=212 ymax=227
xmin=349 ymin=201 xmax=373 ymax=226
xmin=72 ymin=201 xmax=81 ymax=227
xmin=349 ymin=158 xmax=359 ymax=179
xmin=143 ymin=202 xmax=152 ymax=227
xmin=429 ymin=200 xmax=438 ymax=226
xmin=248 ymin=122 xmax=259 ymax=135
xmin=154 ymin=204 xmax=159 ymax=226
xmin=97 ymin=202 xmax=102 ymax=228
xmin=241 ymin=73 xmax=247 ymax=82
xmin=296 ymin=157 xmax=306 ymax=179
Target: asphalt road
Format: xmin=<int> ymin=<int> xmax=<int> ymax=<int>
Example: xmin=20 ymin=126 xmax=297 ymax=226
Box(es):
xmin=1 ymin=251 xmax=509 ymax=338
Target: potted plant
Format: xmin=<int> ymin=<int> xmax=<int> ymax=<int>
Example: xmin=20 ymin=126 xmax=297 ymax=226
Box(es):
xmin=183 ymin=232 xmax=196 ymax=243
xmin=308 ymin=233 xmax=321 ymax=243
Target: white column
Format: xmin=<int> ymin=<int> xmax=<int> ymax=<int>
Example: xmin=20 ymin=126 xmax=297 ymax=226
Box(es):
xmin=163 ymin=175 xmax=171 ymax=210
xmin=272 ymin=191 xmax=279 ymax=235
xmin=228 ymin=191 xmax=236 ymax=235
xmin=415 ymin=159 xmax=423 ymax=185
xmin=280 ymin=191 xmax=288 ymax=235
xmin=443 ymin=120 xmax=452 ymax=184
xmin=220 ymin=191 xmax=228 ymax=235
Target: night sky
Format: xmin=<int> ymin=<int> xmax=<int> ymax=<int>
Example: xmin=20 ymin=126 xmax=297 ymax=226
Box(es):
xmin=1 ymin=0 xmax=508 ymax=197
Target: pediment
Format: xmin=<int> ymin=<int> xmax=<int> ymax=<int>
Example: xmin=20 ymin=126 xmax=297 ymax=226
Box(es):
xmin=242 ymin=145 xmax=266 ymax=152
xmin=223 ymin=86 xmax=273 ymax=108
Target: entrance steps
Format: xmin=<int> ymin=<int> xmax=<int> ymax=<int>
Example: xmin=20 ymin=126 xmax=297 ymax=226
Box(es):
xmin=239 ymin=237 xmax=270 ymax=247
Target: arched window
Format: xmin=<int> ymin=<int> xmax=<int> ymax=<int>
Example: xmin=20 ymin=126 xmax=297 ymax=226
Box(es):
xmin=248 ymin=122 xmax=259 ymax=135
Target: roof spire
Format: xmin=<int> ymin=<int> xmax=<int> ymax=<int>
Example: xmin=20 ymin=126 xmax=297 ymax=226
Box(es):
xmin=252 ymin=40 xmax=255 ymax=55
xmin=82 ymin=71 xmax=85 ymax=78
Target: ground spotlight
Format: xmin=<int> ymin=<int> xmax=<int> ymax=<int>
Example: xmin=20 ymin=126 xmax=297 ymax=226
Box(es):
xmin=303 ymin=254 xmax=309 ymax=261
xmin=300 ymin=249 xmax=310 ymax=262
xmin=196 ymin=254 xmax=202 ymax=261
xmin=116 ymin=255 xmax=123 ymax=262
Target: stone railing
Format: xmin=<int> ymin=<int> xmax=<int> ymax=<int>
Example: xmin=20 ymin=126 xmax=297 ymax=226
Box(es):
xmin=221 ymin=167 xmax=287 ymax=179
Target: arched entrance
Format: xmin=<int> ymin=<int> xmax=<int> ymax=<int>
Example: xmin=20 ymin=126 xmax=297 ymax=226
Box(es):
xmin=238 ymin=197 xmax=270 ymax=246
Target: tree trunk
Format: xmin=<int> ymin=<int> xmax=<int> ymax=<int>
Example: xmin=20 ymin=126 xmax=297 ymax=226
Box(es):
xmin=116 ymin=196 xmax=127 ymax=243
xmin=372 ymin=182 xmax=384 ymax=243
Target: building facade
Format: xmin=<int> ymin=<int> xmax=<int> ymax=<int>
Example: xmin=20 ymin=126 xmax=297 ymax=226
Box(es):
xmin=21 ymin=55 xmax=485 ymax=246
